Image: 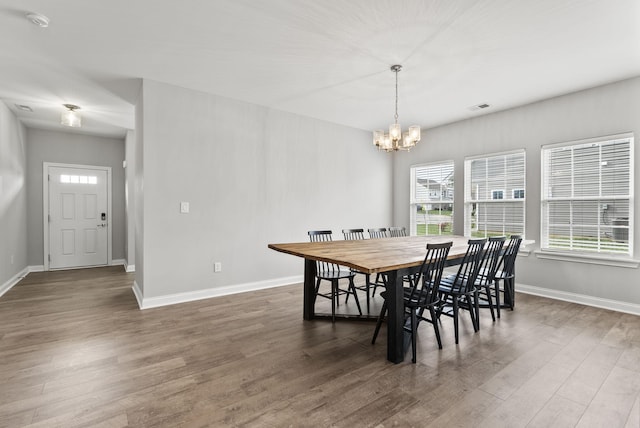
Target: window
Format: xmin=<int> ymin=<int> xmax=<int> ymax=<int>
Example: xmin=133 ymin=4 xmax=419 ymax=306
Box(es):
xmin=410 ymin=161 xmax=454 ymax=236
xmin=465 ymin=150 xmax=526 ymax=238
xmin=541 ymin=133 xmax=633 ymax=256
xmin=60 ymin=174 xmax=97 ymax=184
xmin=491 ymin=190 xmax=504 ymax=200
xmin=513 ymin=189 xmax=525 ymax=199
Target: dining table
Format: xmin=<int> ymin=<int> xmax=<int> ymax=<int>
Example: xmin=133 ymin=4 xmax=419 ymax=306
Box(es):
xmin=268 ymin=234 xmax=473 ymax=364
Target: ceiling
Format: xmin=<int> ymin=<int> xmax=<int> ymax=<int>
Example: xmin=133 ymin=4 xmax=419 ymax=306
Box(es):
xmin=1 ymin=0 xmax=639 ymax=139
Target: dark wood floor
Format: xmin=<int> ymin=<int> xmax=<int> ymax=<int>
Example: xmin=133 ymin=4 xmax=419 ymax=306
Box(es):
xmin=1 ymin=267 xmax=640 ymax=427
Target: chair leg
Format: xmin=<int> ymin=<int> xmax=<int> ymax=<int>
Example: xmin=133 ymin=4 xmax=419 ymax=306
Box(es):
xmin=453 ymin=298 xmax=459 ymax=344
xmin=349 ymin=277 xmax=362 ymax=315
xmin=365 ymin=274 xmax=370 ymax=314
xmin=430 ymin=307 xmax=443 ymax=349
xmin=474 ymin=290 xmax=480 ymax=331
xmin=411 ymin=309 xmax=418 ymax=363
xmin=466 ymin=294 xmax=479 ymax=333
xmin=372 ymin=301 xmax=387 ymax=344
xmin=331 ymin=280 xmax=337 ymax=323
xmin=494 ymin=280 xmax=501 ymax=319
xmin=484 ymin=285 xmax=496 ymax=322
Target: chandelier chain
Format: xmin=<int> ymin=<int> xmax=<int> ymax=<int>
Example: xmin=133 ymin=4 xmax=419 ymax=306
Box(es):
xmin=394 ymin=68 xmax=399 ymax=123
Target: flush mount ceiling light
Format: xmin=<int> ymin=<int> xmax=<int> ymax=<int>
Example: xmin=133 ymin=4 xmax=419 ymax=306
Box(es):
xmin=373 ymin=65 xmax=421 ymax=152
xmin=26 ymin=12 xmax=50 ymax=28
xmin=61 ymin=104 xmax=82 ymax=127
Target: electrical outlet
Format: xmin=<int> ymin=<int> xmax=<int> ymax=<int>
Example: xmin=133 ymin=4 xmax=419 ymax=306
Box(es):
xmin=10 ymin=255 xmax=14 ymax=265
xmin=180 ymin=202 xmax=190 ymax=213
xmin=214 ymin=262 xmax=222 ymax=273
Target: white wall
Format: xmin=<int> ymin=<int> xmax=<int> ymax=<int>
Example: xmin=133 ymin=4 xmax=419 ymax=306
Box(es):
xmin=393 ymin=76 xmax=640 ymax=307
xmin=136 ymin=79 xmax=393 ymax=302
xmin=25 ymin=129 xmax=126 ymax=266
xmin=0 ymin=101 xmax=27 ymax=290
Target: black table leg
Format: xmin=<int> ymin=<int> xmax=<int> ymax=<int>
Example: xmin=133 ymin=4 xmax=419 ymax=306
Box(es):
xmin=386 ymin=269 xmax=405 ymax=364
xmin=303 ymin=258 xmax=316 ymax=320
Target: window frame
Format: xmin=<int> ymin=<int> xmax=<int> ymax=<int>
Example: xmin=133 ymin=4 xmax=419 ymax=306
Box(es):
xmin=464 ymin=149 xmax=526 ymax=239
xmin=410 ymin=160 xmax=455 ymax=236
xmin=540 ymin=132 xmax=634 ymax=257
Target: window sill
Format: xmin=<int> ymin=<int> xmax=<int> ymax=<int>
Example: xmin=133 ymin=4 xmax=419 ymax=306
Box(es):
xmin=534 ymin=250 xmax=640 ymax=268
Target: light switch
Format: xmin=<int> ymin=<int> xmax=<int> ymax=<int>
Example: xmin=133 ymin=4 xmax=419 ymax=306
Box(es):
xmin=180 ymin=202 xmax=190 ymax=213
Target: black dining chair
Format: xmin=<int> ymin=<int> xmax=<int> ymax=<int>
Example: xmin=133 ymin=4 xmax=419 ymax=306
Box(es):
xmin=372 ymin=241 xmax=452 ymax=363
xmin=307 ymin=230 xmax=362 ymax=322
xmin=490 ymin=235 xmax=522 ymax=317
xmin=436 ymin=238 xmax=486 ymax=344
xmin=368 ymin=228 xmax=389 ymax=297
xmin=475 ymin=236 xmax=506 ymax=322
xmin=342 ymin=228 xmax=372 ymax=313
xmin=388 ymin=226 xmax=407 ymax=237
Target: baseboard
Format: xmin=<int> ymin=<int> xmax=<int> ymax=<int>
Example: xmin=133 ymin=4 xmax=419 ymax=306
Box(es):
xmin=29 ymin=265 xmax=45 ymax=272
xmin=112 ymin=259 xmax=125 ymax=267
xmin=132 ymin=280 xmax=143 ymax=308
xmin=125 ymin=264 xmax=135 ymax=273
xmin=517 ymin=283 xmax=640 ymax=316
xmin=0 ymin=267 xmax=29 ymax=298
xmin=133 ymin=275 xmax=304 ymax=310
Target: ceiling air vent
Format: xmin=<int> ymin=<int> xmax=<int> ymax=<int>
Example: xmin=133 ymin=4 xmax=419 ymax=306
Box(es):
xmin=468 ymin=103 xmax=490 ymax=111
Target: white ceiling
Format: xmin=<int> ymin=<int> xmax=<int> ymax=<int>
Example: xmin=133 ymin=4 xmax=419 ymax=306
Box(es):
xmin=1 ymin=0 xmax=639 ymax=139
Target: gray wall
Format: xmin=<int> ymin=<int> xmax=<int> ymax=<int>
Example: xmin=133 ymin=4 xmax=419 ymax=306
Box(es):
xmin=125 ymin=129 xmax=136 ymax=270
xmin=0 ymin=101 xmax=27 ymax=285
xmin=393 ymin=76 xmax=640 ymax=305
xmin=137 ymin=79 xmax=392 ymax=298
xmin=26 ymin=129 xmax=126 ymax=265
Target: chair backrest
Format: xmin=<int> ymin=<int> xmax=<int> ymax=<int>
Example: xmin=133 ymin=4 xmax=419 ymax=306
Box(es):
xmin=498 ymin=235 xmax=523 ymax=278
xmin=308 ymin=230 xmax=338 ymax=272
xmin=406 ymin=241 xmax=452 ymax=306
xmin=449 ymin=238 xmax=487 ymax=293
xmin=342 ymin=228 xmax=365 ymax=240
xmin=388 ymin=227 xmax=407 ymax=237
xmin=476 ymin=236 xmax=506 ymax=286
xmin=368 ymin=228 xmax=388 ymax=239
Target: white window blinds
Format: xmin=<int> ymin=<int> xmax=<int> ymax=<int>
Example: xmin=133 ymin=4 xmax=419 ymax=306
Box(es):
xmin=464 ymin=151 xmax=526 ymax=238
xmin=410 ymin=161 xmax=454 ymax=236
xmin=541 ymin=134 xmax=633 ymax=255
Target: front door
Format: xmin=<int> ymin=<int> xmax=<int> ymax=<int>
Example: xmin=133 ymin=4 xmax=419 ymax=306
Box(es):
xmin=48 ymin=165 xmax=109 ymax=269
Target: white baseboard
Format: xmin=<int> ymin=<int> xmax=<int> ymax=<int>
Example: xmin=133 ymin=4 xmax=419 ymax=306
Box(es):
xmin=517 ymin=283 xmax=640 ymax=316
xmin=132 ymin=275 xmax=304 ymax=310
xmin=29 ymin=265 xmax=45 ymax=272
xmin=132 ymin=280 xmax=143 ymax=308
xmin=0 ymin=267 xmax=29 ymax=298
xmin=125 ymin=264 xmax=135 ymax=273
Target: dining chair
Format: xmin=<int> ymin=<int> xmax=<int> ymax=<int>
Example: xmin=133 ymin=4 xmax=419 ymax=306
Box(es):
xmin=308 ymin=230 xmax=362 ymax=322
xmin=372 ymin=241 xmax=452 ymax=363
xmin=475 ymin=236 xmax=506 ymax=322
xmin=368 ymin=228 xmax=388 ymax=239
xmin=342 ymin=228 xmax=372 ymax=313
xmin=491 ymin=235 xmax=522 ymax=317
xmin=436 ymin=238 xmax=486 ymax=344
xmin=368 ymin=228 xmax=389 ymax=297
xmin=388 ymin=226 xmax=407 ymax=237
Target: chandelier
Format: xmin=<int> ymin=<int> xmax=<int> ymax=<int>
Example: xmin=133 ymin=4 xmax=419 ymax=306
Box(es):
xmin=373 ymin=65 xmax=421 ymax=152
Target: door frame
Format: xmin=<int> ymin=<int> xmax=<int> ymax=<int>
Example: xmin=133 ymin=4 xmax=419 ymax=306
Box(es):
xmin=43 ymin=162 xmax=113 ymax=271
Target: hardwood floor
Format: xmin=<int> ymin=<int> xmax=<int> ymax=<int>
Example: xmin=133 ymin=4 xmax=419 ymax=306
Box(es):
xmin=1 ymin=266 xmax=640 ymax=427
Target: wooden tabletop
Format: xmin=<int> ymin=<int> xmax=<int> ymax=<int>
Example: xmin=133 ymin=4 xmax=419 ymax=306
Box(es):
xmin=268 ymin=235 xmax=472 ymax=274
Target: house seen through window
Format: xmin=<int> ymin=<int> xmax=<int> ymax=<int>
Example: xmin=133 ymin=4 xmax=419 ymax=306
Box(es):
xmin=410 ymin=161 xmax=454 ymax=236
xmin=464 ymin=150 xmax=526 ymax=238
xmin=541 ymin=133 xmax=633 ymax=256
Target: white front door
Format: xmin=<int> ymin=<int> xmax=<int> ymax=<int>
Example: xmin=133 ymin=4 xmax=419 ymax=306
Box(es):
xmin=48 ymin=165 xmax=109 ymax=269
